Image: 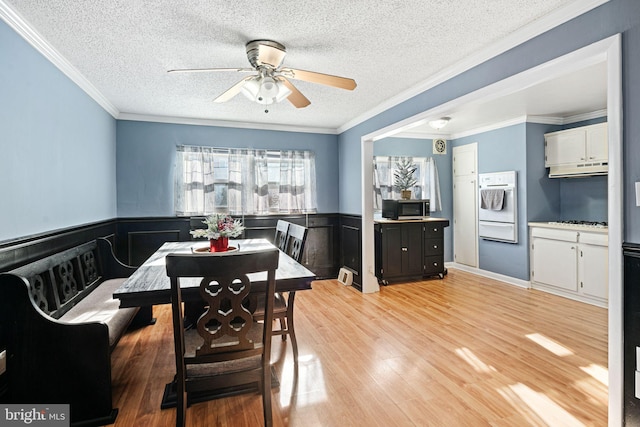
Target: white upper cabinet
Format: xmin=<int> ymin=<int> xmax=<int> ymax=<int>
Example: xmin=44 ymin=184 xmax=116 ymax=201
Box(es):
xmin=545 ymin=122 xmax=608 ymax=167
xmin=585 ymin=122 xmax=608 ymax=162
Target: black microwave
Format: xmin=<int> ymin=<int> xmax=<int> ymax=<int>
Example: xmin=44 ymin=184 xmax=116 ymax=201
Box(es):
xmin=382 ymin=199 xmax=430 ymax=220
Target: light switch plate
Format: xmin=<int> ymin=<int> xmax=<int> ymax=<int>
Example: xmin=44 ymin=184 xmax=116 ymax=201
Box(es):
xmin=636 ymin=182 xmax=640 ymax=207
xmin=636 ymin=371 xmax=640 ymax=399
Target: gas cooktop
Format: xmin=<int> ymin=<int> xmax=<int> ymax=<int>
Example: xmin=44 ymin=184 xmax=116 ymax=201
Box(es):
xmin=548 ymin=220 xmax=608 ymax=228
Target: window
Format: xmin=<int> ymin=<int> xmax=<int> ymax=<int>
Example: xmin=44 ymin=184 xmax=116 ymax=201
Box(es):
xmin=373 ymin=156 xmax=442 ymax=212
xmin=175 ymin=145 xmax=317 ymax=216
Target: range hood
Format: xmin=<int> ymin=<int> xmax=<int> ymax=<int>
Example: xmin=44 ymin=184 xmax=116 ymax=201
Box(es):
xmin=548 ymin=162 xmax=608 ymax=178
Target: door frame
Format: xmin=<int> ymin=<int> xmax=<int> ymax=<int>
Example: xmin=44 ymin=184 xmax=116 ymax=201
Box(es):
xmin=360 ymin=34 xmax=622 ymax=425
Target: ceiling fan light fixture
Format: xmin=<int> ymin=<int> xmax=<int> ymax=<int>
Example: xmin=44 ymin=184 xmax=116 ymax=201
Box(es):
xmin=171 ymin=39 xmax=355 ymax=109
xmin=258 ymin=76 xmax=279 ymax=99
xmin=429 ymin=117 xmax=451 ymax=130
xmin=275 ymin=82 xmax=292 ymax=102
xmin=240 ymin=78 xmax=260 ymax=101
xmin=241 ymin=76 xmax=291 ymax=105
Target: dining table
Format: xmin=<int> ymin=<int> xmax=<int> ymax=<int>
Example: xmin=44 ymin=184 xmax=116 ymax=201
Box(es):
xmin=112 ymin=238 xmax=317 ymax=408
xmin=113 ymin=238 xmax=316 ymax=308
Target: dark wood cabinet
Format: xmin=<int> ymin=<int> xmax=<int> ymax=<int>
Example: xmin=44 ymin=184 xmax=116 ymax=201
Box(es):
xmin=423 ymin=222 xmax=446 ymax=277
xmin=375 ymin=219 xmax=449 ymax=284
xmin=623 ymin=243 xmax=640 ymax=424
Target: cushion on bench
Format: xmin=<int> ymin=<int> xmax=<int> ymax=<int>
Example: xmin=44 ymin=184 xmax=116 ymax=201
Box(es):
xmin=60 ymin=278 xmax=138 ymax=348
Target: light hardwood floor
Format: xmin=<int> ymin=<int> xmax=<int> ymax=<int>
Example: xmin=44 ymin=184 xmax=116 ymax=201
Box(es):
xmin=110 ymin=268 xmax=608 ymax=426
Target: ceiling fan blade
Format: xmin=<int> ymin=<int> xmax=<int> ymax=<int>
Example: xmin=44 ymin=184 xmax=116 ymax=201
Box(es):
xmin=281 ymin=68 xmax=357 ymax=90
xmin=213 ymin=76 xmax=253 ymax=103
xmin=168 ymin=67 xmax=254 ymax=74
xmin=277 ymin=77 xmax=311 ymax=108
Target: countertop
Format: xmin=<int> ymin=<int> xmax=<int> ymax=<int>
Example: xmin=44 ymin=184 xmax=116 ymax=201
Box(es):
xmin=375 ymin=217 xmax=450 ymax=226
xmin=528 ymin=221 xmax=608 ymax=234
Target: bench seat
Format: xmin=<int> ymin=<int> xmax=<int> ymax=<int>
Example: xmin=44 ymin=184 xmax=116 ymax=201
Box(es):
xmin=0 ymin=237 xmax=142 ymax=427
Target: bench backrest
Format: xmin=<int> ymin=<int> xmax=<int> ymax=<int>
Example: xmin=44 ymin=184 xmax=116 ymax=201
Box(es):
xmin=8 ymin=241 xmax=103 ymax=319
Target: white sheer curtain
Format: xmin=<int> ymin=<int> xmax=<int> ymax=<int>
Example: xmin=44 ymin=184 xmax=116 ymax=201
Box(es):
xmin=252 ymin=149 xmax=270 ymax=214
xmin=424 ymin=157 xmax=442 ymax=211
xmin=279 ymin=150 xmax=317 ymax=213
xmin=175 ymin=145 xmax=317 ymax=215
xmin=174 ymin=145 xmax=223 ymax=216
xmin=373 ymin=156 xmax=441 ymax=212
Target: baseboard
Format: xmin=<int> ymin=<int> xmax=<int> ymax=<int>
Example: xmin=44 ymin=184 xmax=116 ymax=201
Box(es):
xmin=445 ymin=262 xmax=530 ymax=289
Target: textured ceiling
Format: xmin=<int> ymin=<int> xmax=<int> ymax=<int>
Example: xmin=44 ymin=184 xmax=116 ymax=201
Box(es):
xmin=5 ymin=0 xmax=581 ymax=131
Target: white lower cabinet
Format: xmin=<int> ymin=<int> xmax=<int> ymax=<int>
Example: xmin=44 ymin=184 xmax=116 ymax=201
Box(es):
xmin=579 ymin=238 xmax=609 ymax=300
xmin=531 ymin=236 xmax=578 ymax=291
xmin=530 ymin=225 xmax=608 ymax=307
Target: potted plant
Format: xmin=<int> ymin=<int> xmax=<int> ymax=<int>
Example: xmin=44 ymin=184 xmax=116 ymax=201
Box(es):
xmin=394 ymin=158 xmax=417 ymax=199
xmin=190 ymin=213 xmax=245 ymax=252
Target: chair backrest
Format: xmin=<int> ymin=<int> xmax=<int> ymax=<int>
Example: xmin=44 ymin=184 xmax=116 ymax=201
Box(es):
xmin=285 ymin=223 xmax=308 ymax=263
xmin=166 ymin=249 xmax=279 ymax=363
xmin=274 ymin=220 xmax=290 ymax=251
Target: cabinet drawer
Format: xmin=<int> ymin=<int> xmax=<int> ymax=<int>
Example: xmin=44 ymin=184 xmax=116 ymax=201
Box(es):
xmin=424 ymin=224 xmax=444 ymax=239
xmin=531 ymin=227 xmax=578 ymax=242
xmin=424 ymin=239 xmax=443 ymax=256
xmin=579 ymin=231 xmax=608 ymax=246
xmin=424 ymin=256 xmax=444 ymax=274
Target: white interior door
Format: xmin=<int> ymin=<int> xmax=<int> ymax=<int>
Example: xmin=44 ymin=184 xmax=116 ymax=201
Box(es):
xmin=453 ymin=143 xmax=478 ymax=267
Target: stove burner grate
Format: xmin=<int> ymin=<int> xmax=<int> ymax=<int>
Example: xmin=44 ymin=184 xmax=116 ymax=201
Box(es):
xmin=548 ymin=220 xmax=608 ymax=227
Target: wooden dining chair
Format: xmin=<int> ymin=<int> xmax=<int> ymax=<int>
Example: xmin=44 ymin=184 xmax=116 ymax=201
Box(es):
xmin=274 ymin=220 xmax=290 ymax=251
xmin=284 ymin=223 xmax=308 ymax=264
xmin=255 ymin=223 xmax=308 ymax=363
xmin=166 ymin=249 xmax=279 ymax=427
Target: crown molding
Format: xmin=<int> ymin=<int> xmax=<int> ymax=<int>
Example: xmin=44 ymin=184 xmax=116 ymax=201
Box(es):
xmin=449 ymin=116 xmax=531 ymax=139
xmin=394 ymin=109 xmax=608 ymax=140
xmin=564 ymin=108 xmax=607 ymax=123
xmin=337 ymin=0 xmax=609 ymax=134
xmin=389 ymin=132 xmax=448 ymax=140
xmin=0 ymin=0 xmax=119 ymax=118
xmin=117 ymin=113 xmax=338 ymax=135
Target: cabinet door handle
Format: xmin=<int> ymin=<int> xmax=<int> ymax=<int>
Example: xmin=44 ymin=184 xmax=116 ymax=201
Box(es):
xmin=401 ymin=247 xmax=408 ymax=252
xmin=589 ymin=156 xmax=595 ymax=159
xmin=570 ymin=246 xmax=575 ymax=250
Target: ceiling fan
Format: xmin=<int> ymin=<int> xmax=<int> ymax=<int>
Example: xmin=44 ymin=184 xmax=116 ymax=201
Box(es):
xmin=168 ymin=40 xmax=357 ymax=112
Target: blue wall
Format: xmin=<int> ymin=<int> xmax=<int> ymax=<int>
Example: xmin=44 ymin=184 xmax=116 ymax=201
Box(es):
xmin=337 ymin=0 xmax=640 ymax=246
xmin=373 ymin=137 xmax=453 ymax=261
xmin=0 ymin=20 xmax=117 ymax=242
xmin=116 ymin=120 xmax=339 ymax=217
xmin=453 ymin=124 xmax=529 ymax=280
xmin=560 ymin=176 xmax=608 ymax=222
xmin=525 ymin=122 xmax=562 ymax=224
